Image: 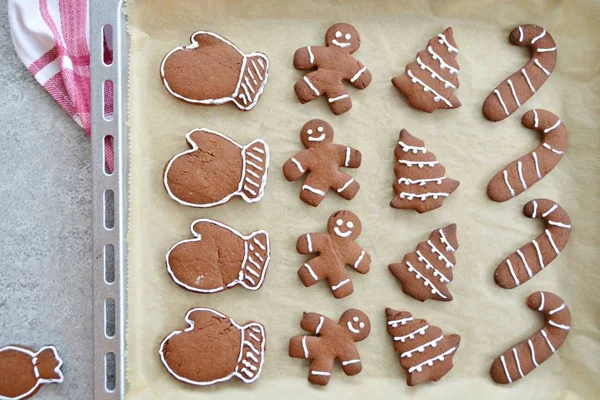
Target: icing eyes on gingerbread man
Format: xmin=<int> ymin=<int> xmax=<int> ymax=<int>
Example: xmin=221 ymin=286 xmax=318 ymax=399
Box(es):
xmin=300 ymin=120 xmax=334 ymax=148
xmin=327 ymin=210 xmax=362 ymax=241
xmin=325 ymin=23 xmax=361 ymax=53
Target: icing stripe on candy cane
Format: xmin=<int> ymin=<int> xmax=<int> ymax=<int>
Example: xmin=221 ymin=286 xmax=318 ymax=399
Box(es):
xmin=490 ymin=292 xmax=571 ymax=384
xmin=487 ymin=109 xmax=567 ymax=202
xmin=494 ymin=199 xmax=571 ymax=289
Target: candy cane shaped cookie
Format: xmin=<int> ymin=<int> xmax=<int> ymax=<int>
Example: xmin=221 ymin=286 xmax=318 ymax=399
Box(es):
xmin=490 ymin=291 xmax=571 ymax=384
xmin=487 ymin=110 xmax=567 ymax=202
xmin=482 ymin=25 xmax=557 ymax=121
xmin=494 ymin=199 xmax=571 ymax=289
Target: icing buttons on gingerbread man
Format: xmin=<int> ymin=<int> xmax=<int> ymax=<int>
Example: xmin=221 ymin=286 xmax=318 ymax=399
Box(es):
xmin=283 ymin=119 xmax=362 ymax=207
xmin=296 ymin=210 xmax=371 ymax=299
xmin=289 ymin=309 xmax=371 ymax=385
xmin=293 ymin=23 xmax=372 ymax=115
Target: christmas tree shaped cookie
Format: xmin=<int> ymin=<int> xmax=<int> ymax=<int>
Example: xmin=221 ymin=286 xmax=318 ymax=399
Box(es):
xmin=389 ymin=224 xmax=459 ymax=302
xmin=392 ymin=27 xmax=461 ymax=113
xmin=385 ymin=308 xmax=460 ymax=386
xmin=390 ymin=130 xmax=459 ymax=213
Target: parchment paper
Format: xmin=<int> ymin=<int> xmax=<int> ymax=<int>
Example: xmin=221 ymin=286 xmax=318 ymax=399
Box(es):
xmin=125 ymin=1 xmax=600 ymax=398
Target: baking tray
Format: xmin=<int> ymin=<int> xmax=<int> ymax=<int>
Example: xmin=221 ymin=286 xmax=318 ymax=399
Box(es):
xmin=91 ymin=1 xmax=600 ymax=399
xmin=91 ymin=0 xmax=127 ymax=398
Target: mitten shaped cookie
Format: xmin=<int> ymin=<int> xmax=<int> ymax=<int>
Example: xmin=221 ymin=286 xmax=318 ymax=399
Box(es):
xmin=293 ymin=23 xmax=372 ymax=115
xmin=488 ymin=110 xmax=567 ymax=202
xmin=161 ymin=31 xmax=269 ymax=111
xmin=283 ymin=119 xmax=361 ymax=207
xmin=392 ymin=27 xmax=461 ymax=112
xmin=289 ymin=309 xmax=370 ymax=385
xmin=490 ymin=292 xmax=571 ymax=384
xmin=0 ymin=345 xmax=63 ymax=399
xmin=159 ymin=308 xmax=266 ymax=386
xmin=166 ymin=219 xmax=270 ymax=293
xmin=389 ymin=224 xmax=459 ymax=302
xmin=386 ymin=308 xmax=460 ymax=386
xmin=483 ymin=25 xmax=557 ymax=121
xmin=494 ymin=199 xmax=571 ymax=289
xmin=390 ymin=130 xmax=459 ymax=213
xmin=164 ymin=129 xmax=269 ymax=207
xmin=297 ymin=210 xmax=371 ymax=299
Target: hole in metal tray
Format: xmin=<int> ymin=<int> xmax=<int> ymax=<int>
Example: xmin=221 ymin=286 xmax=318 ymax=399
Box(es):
xmin=103 ymin=25 xmax=113 ymax=66
xmin=105 ymin=352 xmax=116 ymax=392
xmin=103 ymin=80 xmax=114 ymax=121
xmin=104 ymin=135 xmax=114 ymax=175
xmin=104 ymin=244 xmax=115 ymax=284
xmin=104 ymin=190 xmax=115 ymax=230
xmin=105 ymin=298 xmax=116 ymax=338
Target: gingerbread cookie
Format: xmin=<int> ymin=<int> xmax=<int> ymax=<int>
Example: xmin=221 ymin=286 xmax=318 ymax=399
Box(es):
xmin=163 ymin=129 xmax=269 ymax=207
xmin=159 ymin=308 xmax=266 ymax=386
xmin=490 ymin=292 xmax=571 ymax=384
xmin=483 ymin=25 xmax=557 ymax=121
xmin=296 ymin=210 xmax=370 ymax=299
xmin=392 ymin=27 xmax=461 ymax=112
xmin=494 ymin=199 xmax=571 ymax=289
xmin=166 ymin=219 xmax=270 ymax=293
xmin=160 ymin=31 xmax=269 ymax=110
xmin=390 ymin=130 xmax=459 ymax=213
xmin=289 ymin=309 xmax=370 ymax=386
xmin=293 ymin=23 xmax=372 ymax=115
xmin=488 ymin=110 xmax=567 ymax=202
xmin=386 ymin=308 xmax=460 ymax=386
xmin=0 ymin=345 xmax=63 ymax=399
xmin=389 ymin=224 xmax=458 ymax=302
xmin=283 ymin=119 xmax=361 ymax=207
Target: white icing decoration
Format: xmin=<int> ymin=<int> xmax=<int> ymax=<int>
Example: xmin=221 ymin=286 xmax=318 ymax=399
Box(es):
xmin=308 ymin=133 xmax=326 ymax=142
xmin=303 ymin=263 xmax=318 ymax=280
xmin=388 ymin=317 xmax=414 ymax=327
xmin=405 ymin=261 xmax=447 ymax=299
xmin=500 ymin=355 xmax=512 ymax=383
xmin=549 ymin=303 xmax=567 ymax=315
xmin=398 ymin=177 xmax=445 ymax=186
xmin=334 ymin=226 xmax=353 ymax=238
xmin=545 ymin=229 xmax=560 ymax=255
xmin=532 ymin=152 xmax=542 ymax=179
xmin=331 ymin=279 xmax=351 ymax=291
xmin=427 ymin=46 xmax=459 ymax=74
xmin=542 ymin=204 xmax=558 ymax=217
xmin=416 ymin=250 xmax=450 ymax=283
xmin=416 ymin=57 xmax=456 ymax=89
xmin=160 ymin=31 xmax=269 ymax=111
xmin=398 ymin=140 xmax=427 ymax=153
xmin=533 ymin=110 xmax=539 ymax=128
xmin=328 ymin=94 xmax=349 ymax=103
xmin=531 ymin=29 xmax=546 ymax=44
xmin=532 ymin=239 xmax=545 ymax=269
xmin=315 ymin=316 xmax=325 ymax=335
xmin=517 ymin=250 xmax=533 ymax=278
xmin=437 ymin=33 xmax=459 ymax=53
xmin=394 ymin=325 xmax=429 ymax=342
xmin=303 ymin=76 xmax=320 ymax=95
xmin=528 ymin=339 xmax=539 ymax=367
xmin=311 ymin=371 xmax=331 ymax=376
xmin=345 ymin=146 xmax=351 ymax=167
xmin=302 ymin=335 xmax=309 ymax=358
xmin=542 ymin=143 xmax=564 ymax=155
xmin=517 ymin=161 xmax=528 ymax=190
xmin=513 ymin=348 xmax=525 ymax=378
xmin=537 ymin=47 xmax=557 ymax=52
xmin=507 ymin=259 xmax=520 ymax=286
xmin=302 ymin=185 xmax=326 ymax=196
xmin=165 ymin=219 xmax=270 ymax=293
xmin=534 ymin=59 xmax=551 ymax=76
xmin=398 ymin=159 xmax=438 ymax=168
xmin=407 ymin=70 xmax=453 ymax=107
xmin=401 ymin=335 xmax=443 ymax=358
xmin=164 ymin=129 xmax=269 ymax=207
xmin=518 ymin=26 xmax=524 ymax=42
xmin=503 ymin=170 xmax=515 ymax=197
xmin=494 ymin=89 xmax=510 ymax=116
xmin=306 ymin=234 xmax=313 ymax=252
xmin=159 ymin=308 xmax=266 ymax=385
xmin=291 ymin=157 xmax=305 ymax=173
xmin=307 ymin=46 xmax=315 ymax=64
xmin=427 ymin=240 xmax=454 ymax=268
xmin=399 ymin=192 xmax=449 ymax=201
xmin=347 ymin=321 xmax=361 ymax=334
xmin=522 ymin=68 xmax=536 ymax=93
xmin=350 ymin=66 xmax=367 ymax=83
xmin=539 ymin=292 xmax=546 ymax=311
xmin=508 ymin=79 xmax=521 ymax=107
xmin=337 ymin=178 xmax=355 ymax=193
xmin=353 ymin=251 xmax=366 ymax=269
xmin=548 ymin=221 xmax=571 ymax=229
xmin=408 ymin=347 xmax=457 ymax=373
xmin=439 ymin=228 xmax=455 ymax=252
xmin=331 ymin=39 xmax=351 ymax=48
xmin=532 ymin=200 xmax=538 ymax=218
xmin=342 ymin=359 xmax=361 ymax=366
xmin=544 ymin=119 xmax=561 ymax=133
xmin=541 ymin=329 xmax=556 ymax=353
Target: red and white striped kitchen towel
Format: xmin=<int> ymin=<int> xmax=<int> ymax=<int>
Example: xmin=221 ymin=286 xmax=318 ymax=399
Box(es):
xmin=8 ymin=0 xmax=114 ymax=172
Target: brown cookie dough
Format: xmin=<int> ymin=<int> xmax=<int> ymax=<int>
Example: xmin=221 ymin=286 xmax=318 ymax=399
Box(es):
xmin=296 ymin=210 xmax=371 ymax=299
xmin=163 ymin=129 xmax=269 ymax=207
xmin=289 ymin=309 xmax=371 ymax=385
xmin=166 ymin=219 xmax=270 ymax=293
xmin=159 ymin=308 xmax=266 ymax=386
xmin=390 ymin=129 xmax=459 ymax=213
xmin=386 ymin=308 xmax=460 ymax=386
xmin=483 ymin=25 xmax=557 ymax=121
xmin=488 ymin=109 xmax=567 ymax=202
xmin=282 ymin=119 xmax=361 ymax=207
xmin=389 ymin=224 xmax=459 ymax=302
xmin=160 ymin=31 xmax=269 ymax=110
xmin=490 ymin=292 xmax=571 ymax=384
xmin=392 ymin=27 xmax=461 ymax=112
xmin=293 ymin=23 xmax=372 ymax=115
xmin=494 ymin=199 xmax=571 ymax=289
xmin=0 ymin=345 xmax=63 ymax=399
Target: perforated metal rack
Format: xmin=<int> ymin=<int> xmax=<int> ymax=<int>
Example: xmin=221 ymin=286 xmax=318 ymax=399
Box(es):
xmin=90 ymin=0 xmax=128 ymax=398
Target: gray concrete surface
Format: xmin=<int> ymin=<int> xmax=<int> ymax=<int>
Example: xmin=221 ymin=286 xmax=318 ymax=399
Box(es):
xmin=0 ymin=3 xmax=93 ymax=399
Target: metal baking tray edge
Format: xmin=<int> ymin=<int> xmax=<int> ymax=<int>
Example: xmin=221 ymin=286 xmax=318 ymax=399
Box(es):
xmin=91 ymin=0 xmax=128 ymax=398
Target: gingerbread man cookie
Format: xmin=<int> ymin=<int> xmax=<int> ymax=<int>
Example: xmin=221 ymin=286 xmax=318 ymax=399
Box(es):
xmin=392 ymin=27 xmax=461 ymax=112
xmin=296 ymin=210 xmax=371 ymax=299
xmin=490 ymin=292 xmax=571 ymax=384
xmin=488 ymin=110 xmax=567 ymax=202
xmin=483 ymin=25 xmax=557 ymax=121
xmin=289 ymin=309 xmax=371 ymax=386
xmin=283 ymin=119 xmax=362 ymax=207
xmin=0 ymin=345 xmax=63 ymax=399
xmin=293 ymin=23 xmax=372 ymax=115
xmin=494 ymin=199 xmax=571 ymax=289
xmin=386 ymin=308 xmax=460 ymax=386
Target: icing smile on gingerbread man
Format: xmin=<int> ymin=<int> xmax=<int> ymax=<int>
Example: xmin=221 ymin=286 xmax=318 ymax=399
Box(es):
xmin=293 ymin=23 xmax=372 ymax=115
xmin=346 ymin=316 xmax=366 ymax=334
xmin=334 ymin=218 xmax=355 ymax=238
